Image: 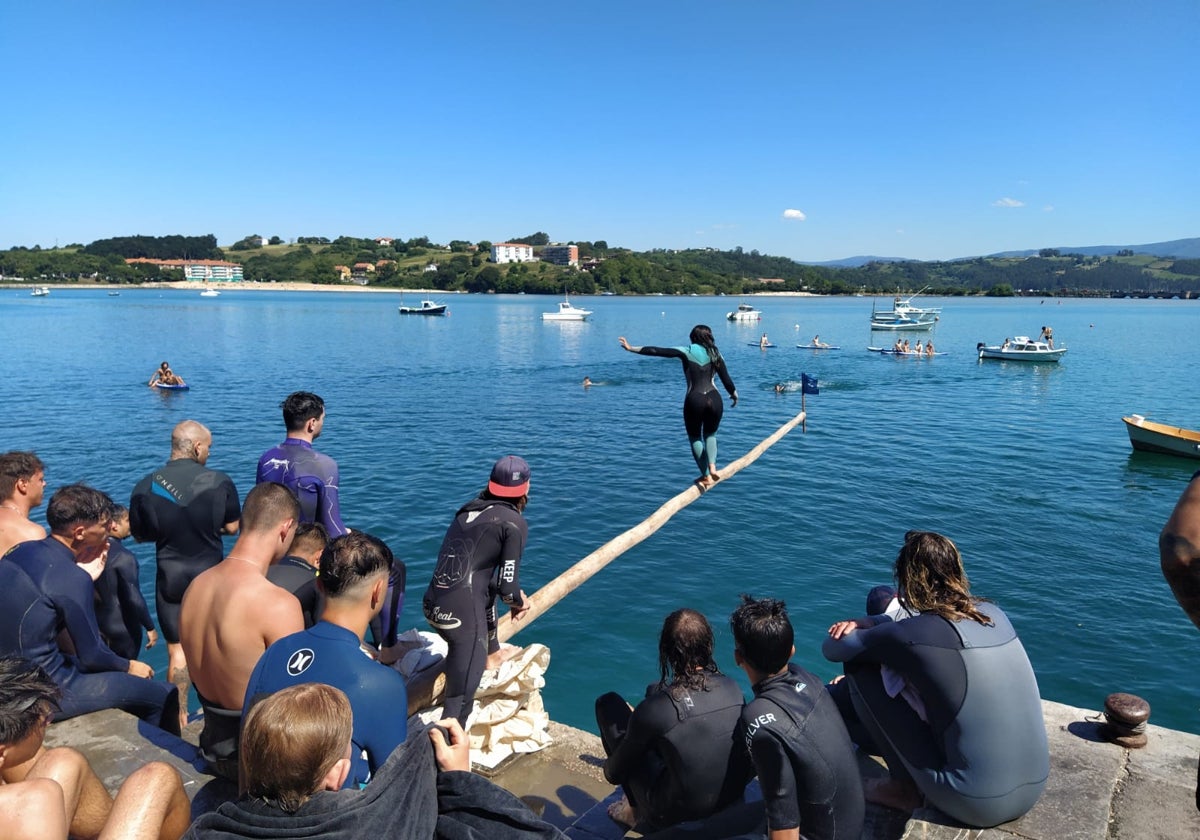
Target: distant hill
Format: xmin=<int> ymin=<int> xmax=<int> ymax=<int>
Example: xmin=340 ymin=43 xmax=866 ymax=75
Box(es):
xmin=987 ymin=237 xmax=1200 ymax=260
xmin=805 ymin=255 xmax=914 ymax=267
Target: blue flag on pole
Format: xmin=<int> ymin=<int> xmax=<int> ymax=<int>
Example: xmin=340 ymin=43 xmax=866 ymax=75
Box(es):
xmin=801 ymin=373 xmax=819 ymax=395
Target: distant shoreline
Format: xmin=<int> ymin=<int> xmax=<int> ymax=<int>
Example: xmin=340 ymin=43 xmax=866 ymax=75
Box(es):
xmin=1 ymin=281 xmax=822 ymax=297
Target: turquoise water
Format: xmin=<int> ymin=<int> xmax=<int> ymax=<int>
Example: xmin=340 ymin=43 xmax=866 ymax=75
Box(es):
xmin=3 ymin=288 xmax=1199 ymax=734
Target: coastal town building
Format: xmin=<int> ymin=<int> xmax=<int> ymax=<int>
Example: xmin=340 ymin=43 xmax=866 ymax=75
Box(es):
xmin=541 ymin=244 xmax=579 ymax=266
xmin=491 ymin=242 xmax=536 ymax=264
xmin=333 ymin=265 xmax=351 ymax=282
xmin=351 ymin=262 xmax=376 ymax=283
xmin=375 ymin=237 xmax=395 ymax=246
xmin=124 ymin=258 xmax=243 ymax=282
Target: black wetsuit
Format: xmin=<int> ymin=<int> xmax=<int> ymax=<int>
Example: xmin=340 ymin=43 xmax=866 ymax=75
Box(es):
xmin=266 ymin=555 xmax=320 ymax=628
xmin=741 ymin=664 xmax=864 ymax=840
xmin=0 ymin=536 xmax=178 ymax=729
xmin=129 ymin=458 xmax=240 ymax=643
xmin=596 ymin=673 xmax=752 ymax=830
xmin=423 ymin=494 xmax=527 ymax=726
xmin=94 ymin=537 xmax=156 ymax=660
xmin=822 ymin=605 xmax=1049 ymax=827
xmin=636 ymin=343 xmax=736 ymax=476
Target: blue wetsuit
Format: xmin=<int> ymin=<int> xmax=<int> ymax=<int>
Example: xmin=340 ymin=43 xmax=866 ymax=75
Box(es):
xmin=257 ymin=438 xmax=348 ymax=538
xmin=822 ymin=604 xmax=1049 ymax=827
xmin=94 ymin=536 xmax=156 ymax=660
xmin=423 ymin=494 xmax=527 ymax=726
xmin=635 ymin=344 xmax=737 ymax=477
xmin=742 ymin=663 xmax=864 ymax=840
xmin=129 ymin=457 xmax=240 ymax=643
xmin=0 ymin=536 xmax=178 ymax=729
xmin=244 ymin=621 xmax=408 ymax=788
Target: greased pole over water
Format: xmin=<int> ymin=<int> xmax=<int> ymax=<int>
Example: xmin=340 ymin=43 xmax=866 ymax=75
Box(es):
xmin=496 ymin=408 xmax=807 ymax=643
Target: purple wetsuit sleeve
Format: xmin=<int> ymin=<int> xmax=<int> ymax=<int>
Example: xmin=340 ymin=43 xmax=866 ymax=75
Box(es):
xmin=318 ymin=459 xmax=349 ymax=538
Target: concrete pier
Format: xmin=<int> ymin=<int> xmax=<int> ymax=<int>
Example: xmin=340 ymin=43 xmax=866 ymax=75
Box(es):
xmin=45 ymin=698 xmax=1200 ymax=839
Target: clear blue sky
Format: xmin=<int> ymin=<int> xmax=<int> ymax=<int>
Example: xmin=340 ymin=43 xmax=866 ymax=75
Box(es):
xmin=2 ymin=1 xmax=1196 ymax=262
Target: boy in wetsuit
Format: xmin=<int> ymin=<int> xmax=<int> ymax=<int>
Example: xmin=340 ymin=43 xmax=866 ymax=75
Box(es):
xmin=730 ymin=595 xmax=864 ymax=840
xmin=94 ymin=505 xmax=158 ymax=660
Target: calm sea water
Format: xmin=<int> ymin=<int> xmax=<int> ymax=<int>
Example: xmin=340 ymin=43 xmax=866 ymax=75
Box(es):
xmin=3 ymin=287 xmax=1199 ymax=734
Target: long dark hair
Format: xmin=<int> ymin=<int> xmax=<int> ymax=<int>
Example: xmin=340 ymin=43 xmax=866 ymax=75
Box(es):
xmin=689 ymin=324 xmax=720 ymax=361
xmin=658 ymin=608 xmax=720 ymax=696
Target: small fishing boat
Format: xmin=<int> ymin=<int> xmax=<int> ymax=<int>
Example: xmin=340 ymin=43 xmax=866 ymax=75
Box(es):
xmin=30 ymin=286 xmax=50 ymax=297
xmin=977 ymin=336 xmax=1066 ymax=362
xmin=726 ymin=302 xmax=762 ymax=322
xmin=200 ymin=288 xmax=220 ymax=297
xmin=107 ymin=290 xmax=121 ymax=296
xmin=869 ymin=290 xmax=940 ymax=331
xmin=542 ymin=293 xmax=592 ymax=321
xmin=398 ymin=299 xmax=448 ymax=315
xmin=1123 ymin=415 xmax=1200 ymax=460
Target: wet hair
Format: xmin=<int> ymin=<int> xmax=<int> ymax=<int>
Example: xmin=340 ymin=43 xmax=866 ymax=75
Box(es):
xmin=657 ymin=608 xmax=720 ymax=696
xmin=729 ymin=594 xmax=793 ymax=675
xmin=241 ymin=683 xmax=352 ymax=814
xmin=281 ymin=392 xmax=325 ymax=432
xmin=110 ymin=504 xmax=129 ymax=521
xmin=290 ymin=522 xmax=328 ymax=557
xmin=0 ymin=656 xmax=61 ymax=746
xmin=319 ymin=531 xmax=395 ymax=599
xmin=0 ymin=451 xmax=45 ymax=499
xmin=894 ymin=531 xmax=990 ymax=624
xmin=45 ymin=484 xmax=114 ymax=534
xmin=241 ymin=482 xmax=300 ymax=535
xmin=689 ymin=324 xmax=721 ymax=361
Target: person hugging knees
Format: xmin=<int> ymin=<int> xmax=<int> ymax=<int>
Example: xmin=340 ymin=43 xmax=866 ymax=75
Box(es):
xmin=595 ymin=608 xmax=752 ymax=834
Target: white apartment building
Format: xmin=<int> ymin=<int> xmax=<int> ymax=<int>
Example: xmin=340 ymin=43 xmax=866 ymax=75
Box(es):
xmin=491 ymin=242 xmax=536 ymax=264
xmin=184 ymin=260 xmax=244 ymax=282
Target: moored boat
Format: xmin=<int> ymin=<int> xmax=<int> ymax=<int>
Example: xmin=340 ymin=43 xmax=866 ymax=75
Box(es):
xmin=200 ymin=287 xmax=220 ymax=297
xmin=31 ymin=285 xmax=50 ymax=297
xmin=398 ymin=299 xmax=448 ymax=315
xmin=542 ymin=293 xmax=592 ymax=321
xmin=1123 ymin=415 xmax=1200 ymax=460
xmin=869 ymin=289 xmax=940 ymax=331
xmin=977 ymin=336 xmax=1066 ymax=362
xmin=726 ymin=302 xmax=762 ymax=322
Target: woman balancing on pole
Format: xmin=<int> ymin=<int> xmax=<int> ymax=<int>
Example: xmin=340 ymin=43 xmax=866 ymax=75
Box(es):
xmin=619 ymin=325 xmax=737 ymax=488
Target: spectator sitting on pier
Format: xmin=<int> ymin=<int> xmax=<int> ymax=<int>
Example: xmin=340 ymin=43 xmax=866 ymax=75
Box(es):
xmin=266 ymin=521 xmax=326 ymax=628
xmin=595 ymin=607 xmax=752 ymax=833
xmin=184 ymin=683 xmax=565 ymax=839
xmin=0 ymin=485 xmax=179 ymax=734
xmin=0 ymin=450 xmax=47 ymax=556
xmin=244 ymin=531 xmax=408 ymax=788
xmin=730 ymin=595 xmax=865 ymax=840
xmin=822 ymin=531 xmax=1049 ymax=827
xmin=179 ymin=482 xmax=305 ymax=781
xmin=1159 ymin=468 xmax=1200 ymax=811
xmin=0 ymin=656 xmax=191 ymax=840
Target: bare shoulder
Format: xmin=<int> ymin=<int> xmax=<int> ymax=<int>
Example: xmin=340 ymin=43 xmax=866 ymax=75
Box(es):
xmin=1162 ymin=476 xmax=1200 ymax=546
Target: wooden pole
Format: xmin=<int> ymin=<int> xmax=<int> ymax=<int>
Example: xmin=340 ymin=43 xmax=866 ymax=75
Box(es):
xmin=498 ymin=408 xmax=807 ymax=643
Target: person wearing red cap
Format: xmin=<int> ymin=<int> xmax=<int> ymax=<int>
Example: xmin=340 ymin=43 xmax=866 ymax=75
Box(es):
xmin=423 ymin=456 xmax=532 ymax=726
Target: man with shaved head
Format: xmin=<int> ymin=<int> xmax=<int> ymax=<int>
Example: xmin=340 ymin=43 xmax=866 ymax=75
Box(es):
xmin=130 ymin=420 xmax=241 ymax=730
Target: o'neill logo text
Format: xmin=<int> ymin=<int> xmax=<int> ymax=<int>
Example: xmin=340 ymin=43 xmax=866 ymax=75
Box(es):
xmin=287 ymin=648 xmax=315 ymax=676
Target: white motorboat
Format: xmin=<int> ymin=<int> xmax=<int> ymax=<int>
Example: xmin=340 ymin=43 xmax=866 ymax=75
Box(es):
xmin=200 ymin=288 xmax=221 ymax=297
xmin=398 ymin=299 xmax=448 ymax=315
xmin=1123 ymin=415 xmax=1200 ymax=460
xmin=30 ymin=286 xmax=50 ymax=297
xmin=869 ymin=289 xmax=940 ymax=331
xmin=726 ymin=302 xmax=762 ymax=322
xmin=977 ymin=336 xmax=1066 ymax=361
xmin=542 ymin=293 xmax=592 ymax=321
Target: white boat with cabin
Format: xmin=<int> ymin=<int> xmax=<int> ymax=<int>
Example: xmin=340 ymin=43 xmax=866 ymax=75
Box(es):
xmin=977 ymin=336 xmax=1066 ymax=362
xmin=726 ymin=302 xmax=762 ymax=322
xmin=398 ymin=299 xmax=448 ymax=315
xmin=869 ymin=289 xmax=940 ymax=331
xmin=542 ymin=293 xmax=592 ymax=321
xmin=31 ymin=286 xmax=50 ymax=297
xmin=200 ymin=287 xmax=220 ymax=297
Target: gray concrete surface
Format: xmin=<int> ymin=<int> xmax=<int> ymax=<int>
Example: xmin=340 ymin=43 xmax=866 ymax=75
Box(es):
xmin=42 ymin=698 xmax=1200 ymax=838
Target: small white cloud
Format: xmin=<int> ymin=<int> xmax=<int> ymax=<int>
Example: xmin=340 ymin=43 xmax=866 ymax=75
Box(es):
xmin=992 ymin=197 xmax=1025 ymax=208
xmin=1042 ymin=204 xmax=1054 ymax=212
xmin=782 ymin=208 xmax=807 ymax=221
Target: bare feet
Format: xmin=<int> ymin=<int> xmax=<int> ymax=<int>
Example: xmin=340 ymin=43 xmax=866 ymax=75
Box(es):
xmin=863 ymin=776 xmax=923 ymax=812
xmin=708 ymin=469 xmax=721 ymax=483
xmin=607 ymin=795 xmax=637 ymax=829
xmin=485 ymin=645 xmax=519 ymax=671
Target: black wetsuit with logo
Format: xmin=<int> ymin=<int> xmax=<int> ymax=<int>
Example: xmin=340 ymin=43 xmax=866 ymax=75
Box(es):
xmin=129 ymin=458 xmax=240 ymax=643
xmin=423 ymin=494 xmax=527 ymax=726
xmin=741 ymin=663 xmax=865 ymax=840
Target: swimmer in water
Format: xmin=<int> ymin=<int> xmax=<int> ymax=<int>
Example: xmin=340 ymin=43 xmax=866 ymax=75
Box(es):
xmin=583 ymin=377 xmax=593 ymax=388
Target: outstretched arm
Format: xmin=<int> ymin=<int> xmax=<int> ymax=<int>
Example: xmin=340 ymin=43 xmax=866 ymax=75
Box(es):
xmin=618 ymin=336 xmax=641 ymax=353
xmin=1161 ymin=472 xmax=1200 ymax=631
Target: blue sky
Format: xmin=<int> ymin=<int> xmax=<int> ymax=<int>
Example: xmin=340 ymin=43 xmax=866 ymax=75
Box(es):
xmin=2 ymin=1 xmax=1196 ymax=261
